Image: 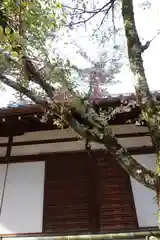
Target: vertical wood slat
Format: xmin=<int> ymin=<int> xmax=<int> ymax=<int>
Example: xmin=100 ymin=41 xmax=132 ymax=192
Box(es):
xmin=84 ymin=151 xmax=100 ymax=233
xmin=43 ymin=151 xmax=138 ymax=235
xmin=94 ymin=151 xmax=138 ymax=231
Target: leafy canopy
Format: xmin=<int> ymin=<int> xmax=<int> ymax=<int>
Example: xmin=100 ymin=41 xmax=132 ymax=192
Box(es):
xmin=0 ymin=0 xmax=64 ymax=55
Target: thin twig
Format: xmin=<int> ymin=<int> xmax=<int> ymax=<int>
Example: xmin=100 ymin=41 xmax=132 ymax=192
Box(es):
xmin=92 ymin=12 xmax=108 ymax=36
xmin=62 ymin=4 xmax=105 ymax=14
xmin=67 ymin=0 xmax=114 ymax=27
xmin=92 ymin=0 xmax=115 ymax=36
xmin=142 ymin=29 xmax=160 ymax=51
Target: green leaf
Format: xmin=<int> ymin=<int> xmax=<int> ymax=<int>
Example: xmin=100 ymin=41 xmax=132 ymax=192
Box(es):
xmin=28 ymin=2 xmax=37 ymax=10
xmin=11 ymin=51 xmax=19 ymax=57
xmin=4 ymin=27 xmax=11 ymax=35
xmin=0 ymin=26 xmax=3 ymax=34
xmin=56 ymin=0 xmax=62 ymax=8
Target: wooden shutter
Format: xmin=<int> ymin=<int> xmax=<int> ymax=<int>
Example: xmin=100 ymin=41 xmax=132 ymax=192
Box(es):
xmin=94 ymin=151 xmax=138 ymax=231
xmin=43 ymin=151 xmax=138 ymax=234
xmin=43 ymin=152 xmax=89 ymax=235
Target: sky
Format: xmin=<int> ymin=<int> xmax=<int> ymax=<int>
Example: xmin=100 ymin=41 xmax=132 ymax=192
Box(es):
xmin=108 ymin=0 xmax=160 ymax=94
xmin=0 ymin=0 xmax=160 ymax=107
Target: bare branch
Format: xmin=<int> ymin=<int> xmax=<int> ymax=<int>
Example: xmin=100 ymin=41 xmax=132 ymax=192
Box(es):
xmin=62 ymin=4 xmax=105 ymax=14
xmin=93 ymin=14 xmax=107 ymax=36
xmin=141 ymin=30 xmax=160 ymax=52
xmin=72 ymin=41 xmax=95 ymax=65
xmin=67 ymin=0 xmax=115 ymax=27
xmin=92 ymin=1 xmax=114 ymax=36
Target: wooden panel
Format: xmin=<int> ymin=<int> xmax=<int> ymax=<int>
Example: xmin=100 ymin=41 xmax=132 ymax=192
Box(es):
xmin=43 ymin=152 xmax=89 ymax=235
xmin=94 ymin=151 xmax=138 ymax=231
xmin=43 ymin=151 xmax=138 ymax=235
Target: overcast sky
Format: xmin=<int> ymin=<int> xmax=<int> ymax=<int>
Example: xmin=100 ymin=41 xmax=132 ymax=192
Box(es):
xmin=0 ymin=0 xmax=160 ymax=107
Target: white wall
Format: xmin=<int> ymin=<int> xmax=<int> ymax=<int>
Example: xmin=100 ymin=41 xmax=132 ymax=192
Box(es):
xmin=0 ymin=161 xmax=45 ymax=234
xmin=0 ymin=165 xmax=7 ymax=204
xmin=130 ymin=154 xmax=157 ymax=227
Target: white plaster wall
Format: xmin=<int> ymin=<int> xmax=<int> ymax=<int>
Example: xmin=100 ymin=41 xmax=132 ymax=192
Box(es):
xmin=13 ymin=128 xmax=78 ymax=142
xmin=0 ymin=137 xmax=8 ymax=144
xmin=130 ymin=154 xmax=157 ymax=227
xmin=0 ymin=161 xmax=45 ymax=234
xmin=0 ymin=165 xmax=7 ymax=204
xmin=0 ymin=147 xmax=7 ymax=157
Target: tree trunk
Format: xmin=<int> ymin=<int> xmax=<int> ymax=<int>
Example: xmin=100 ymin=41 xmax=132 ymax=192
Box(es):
xmin=121 ymin=0 xmax=160 ymax=226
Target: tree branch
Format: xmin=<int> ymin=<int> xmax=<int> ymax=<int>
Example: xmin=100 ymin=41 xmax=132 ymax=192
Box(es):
xmin=22 ymin=56 xmax=55 ymax=99
xmin=68 ymin=105 xmax=156 ymax=191
xmin=62 ymin=4 xmax=107 ymax=14
xmin=0 ymin=50 xmax=55 ymax=100
xmin=141 ymin=30 xmax=160 ymax=52
xmin=101 ymin=131 xmax=156 ymax=191
xmin=67 ymin=0 xmax=115 ymax=27
xmin=92 ymin=0 xmax=115 ymax=36
xmin=0 ymin=74 xmax=44 ymax=105
xmin=0 ymin=70 xmax=156 ymax=191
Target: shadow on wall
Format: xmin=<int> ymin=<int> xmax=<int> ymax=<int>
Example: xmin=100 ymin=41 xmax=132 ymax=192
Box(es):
xmin=0 ymin=162 xmax=45 ymax=234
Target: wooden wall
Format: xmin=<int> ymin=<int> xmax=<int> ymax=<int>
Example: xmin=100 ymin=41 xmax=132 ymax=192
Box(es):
xmin=43 ymin=151 xmax=138 ymax=235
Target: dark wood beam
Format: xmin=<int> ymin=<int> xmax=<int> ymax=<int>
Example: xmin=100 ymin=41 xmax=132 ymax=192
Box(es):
xmin=128 ymin=146 xmax=155 ymax=155
xmin=0 ymin=137 xmax=81 ymax=147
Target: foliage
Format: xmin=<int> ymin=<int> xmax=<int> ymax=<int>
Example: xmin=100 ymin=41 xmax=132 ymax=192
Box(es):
xmin=0 ymin=0 xmax=123 ymax=99
xmin=0 ymin=0 xmax=64 ymax=53
xmin=0 ymin=0 xmax=72 ymax=99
